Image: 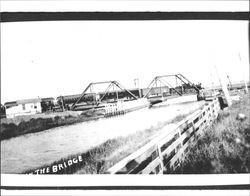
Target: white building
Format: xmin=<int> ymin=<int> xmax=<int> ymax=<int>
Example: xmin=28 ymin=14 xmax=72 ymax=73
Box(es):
xmin=5 ymin=98 xmax=42 ymax=118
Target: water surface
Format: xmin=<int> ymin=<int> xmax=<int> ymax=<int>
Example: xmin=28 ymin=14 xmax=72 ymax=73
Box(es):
xmin=1 ymin=101 xmax=204 ymax=173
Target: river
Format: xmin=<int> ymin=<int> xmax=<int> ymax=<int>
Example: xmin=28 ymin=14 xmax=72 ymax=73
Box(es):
xmin=1 ymin=100 xmax=205 ymax=173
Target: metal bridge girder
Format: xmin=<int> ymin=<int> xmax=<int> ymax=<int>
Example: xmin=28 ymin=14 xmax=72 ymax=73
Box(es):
xmin=143 ymin=74 xmax=199 ymax=98
xmin=71 ymin=80 xmax=138 ymax=110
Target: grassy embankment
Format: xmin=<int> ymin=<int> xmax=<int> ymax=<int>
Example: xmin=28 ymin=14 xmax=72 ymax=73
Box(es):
xmin=0 ymin=110 xmax=102 ymax=141
xmin=174 ymin=94 xmax=250 ymax=174
xmin=24 ymin=112 xmax=190 ymax=174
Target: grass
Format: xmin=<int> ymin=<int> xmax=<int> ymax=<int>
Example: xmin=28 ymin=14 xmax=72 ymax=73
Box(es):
xmin=0 ymin=111 xmax=81 ymax=125
xmin=0 ymin=110 xmax=102 ymax=141
xmin=24 ymin=127 xmax=161 ymax=174
xmin=24 ymin=108 xmax=198 ymax=174
xmin=174 ymin=94 xmax=250 ymax=174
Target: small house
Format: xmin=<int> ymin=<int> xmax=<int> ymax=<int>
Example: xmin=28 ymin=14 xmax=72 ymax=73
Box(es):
xmin=5 ymin=98 xmax=42 ymax=118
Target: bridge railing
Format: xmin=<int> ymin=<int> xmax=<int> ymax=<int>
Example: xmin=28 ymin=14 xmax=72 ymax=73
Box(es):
xmin=106 ymin=97 xmax=221 ymax=174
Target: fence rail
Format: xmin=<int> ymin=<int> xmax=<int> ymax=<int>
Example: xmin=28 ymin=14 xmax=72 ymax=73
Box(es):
xmin=106 ymin=97 xmax=221 ymax=174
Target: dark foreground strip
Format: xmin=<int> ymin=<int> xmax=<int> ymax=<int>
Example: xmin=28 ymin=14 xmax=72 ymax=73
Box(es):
xmin=0 ymin=12 xmax=249 ymax=22
xmin=1 ymin=185 xmax=249 ymax=190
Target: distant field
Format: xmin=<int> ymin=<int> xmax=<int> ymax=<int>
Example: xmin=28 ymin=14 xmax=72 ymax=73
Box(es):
xmin=174 ymin=94 xmax=250 ymax=174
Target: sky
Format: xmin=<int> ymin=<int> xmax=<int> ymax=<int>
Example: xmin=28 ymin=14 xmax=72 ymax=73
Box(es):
xmin=1 ymin=20 xmax=249 ymax=103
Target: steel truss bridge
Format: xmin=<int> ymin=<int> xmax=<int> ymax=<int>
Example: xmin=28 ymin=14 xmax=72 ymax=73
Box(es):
xmin=67 ymin=74 xmax=202 ymax=111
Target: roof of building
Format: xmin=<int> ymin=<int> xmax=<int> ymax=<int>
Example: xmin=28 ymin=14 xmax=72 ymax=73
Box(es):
xmin=41 ymin=97 xmax=55 ymax=102
xmin=16 ymin=98 xmax=42 ymax=104
xmin=58 ymin=94 xmax=82 ymax=99
xmin=4 ymin=101 xmax=18 ymax=107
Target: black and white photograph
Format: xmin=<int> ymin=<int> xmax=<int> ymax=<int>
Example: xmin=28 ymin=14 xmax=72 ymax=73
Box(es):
xmin=0 ymin=0 xmax=249 ymax=194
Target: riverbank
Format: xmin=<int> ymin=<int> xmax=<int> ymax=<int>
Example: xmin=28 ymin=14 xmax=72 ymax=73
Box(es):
xmin=0 ymin=110 xmax=102 ymax=140
xmin=174 ymin=94 xmax=250 ymax=174
xmin=1 ymin=100 xmax=205 ymax=174
xmin=0 ymin=95 xmax=198 ymax=141
xmin=25 ymin=113 xmax=189 ymax=174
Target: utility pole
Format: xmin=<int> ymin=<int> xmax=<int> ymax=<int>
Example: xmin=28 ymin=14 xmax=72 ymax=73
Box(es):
xmin=210 ymin=73 xmax=214 ymax=89
xmin=227 ymin=75 xmax=232 ymax=90
xmin=214 ymin=65 xmax=232 ymax=106
xmin=115 ymin=83 xmax=119 ymax=101
xmin=60 ymin=96 xmax=65 ymax=111
xmin=134 ymin=78 xmax=137 ymax=88
xmin=134 ymin=78 xmax=141 ymax=98
xmin=239 ymin=53 xmax=248 ymax=93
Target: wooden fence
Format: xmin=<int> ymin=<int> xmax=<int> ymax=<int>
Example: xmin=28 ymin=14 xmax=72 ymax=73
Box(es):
xmin=106 ymin=97 xmax=221 ymax=174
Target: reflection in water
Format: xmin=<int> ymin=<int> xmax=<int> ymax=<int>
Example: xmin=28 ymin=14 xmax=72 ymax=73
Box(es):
xmin=1 ymin=101 xmax=204 ymax=173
